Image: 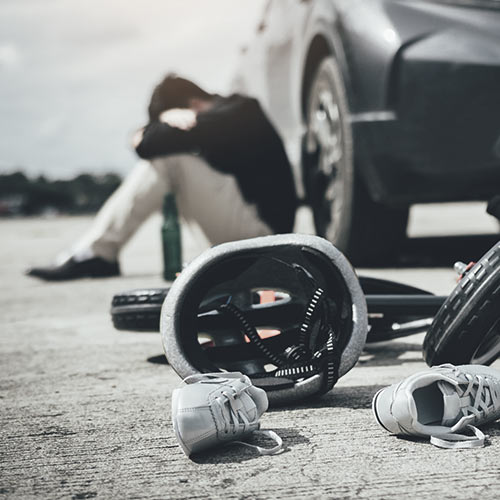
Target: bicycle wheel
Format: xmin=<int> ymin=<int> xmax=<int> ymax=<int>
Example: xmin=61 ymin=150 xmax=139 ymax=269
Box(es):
xmin=111 ymin=288 xmax=169 ymax=332
xmin=423 ymin=241 xmax=500 ymax=366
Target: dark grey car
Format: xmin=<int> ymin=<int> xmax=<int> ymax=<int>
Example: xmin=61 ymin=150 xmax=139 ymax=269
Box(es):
xmin=233 ymin=0 xmax=500 ymax=263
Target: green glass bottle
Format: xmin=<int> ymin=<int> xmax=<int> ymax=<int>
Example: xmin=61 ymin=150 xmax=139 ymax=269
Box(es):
xmin=162 ymin=193 xmax=182 ymax=281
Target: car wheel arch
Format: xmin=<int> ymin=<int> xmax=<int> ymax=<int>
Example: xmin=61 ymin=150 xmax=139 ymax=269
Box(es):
xmin=300 ymin=35 xmax=332 ymax=121
xmin=300 ymin=29 xmax=379 ymax=201
xmin=300 ymin=25 xmax=354 ymax=123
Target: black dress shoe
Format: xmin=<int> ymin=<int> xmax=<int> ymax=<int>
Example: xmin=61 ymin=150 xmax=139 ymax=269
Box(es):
xmin=26 ymin=256 xmax=120 ymax=281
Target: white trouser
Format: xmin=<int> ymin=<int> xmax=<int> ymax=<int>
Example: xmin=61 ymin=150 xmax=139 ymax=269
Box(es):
xmin=71 ymin=155 xmax=273 ymax=262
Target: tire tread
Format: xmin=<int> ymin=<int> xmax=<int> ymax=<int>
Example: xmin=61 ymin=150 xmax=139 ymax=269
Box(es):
xmin=110 ymin=288 xmax=168 ymax=332
xmin=423 ymin=242 xmax=500 ymax=365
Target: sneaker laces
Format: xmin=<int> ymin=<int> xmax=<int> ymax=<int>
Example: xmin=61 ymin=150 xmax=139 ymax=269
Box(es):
xmin=214 ymin=388 xmax=283 ymax=456
xmin=430 ymin=364 xmax=500 ymax=449
xmin=184 ymin=373 xmax=283 ymax=455
xmin=215 ymin=388 xmax=251 ymax=435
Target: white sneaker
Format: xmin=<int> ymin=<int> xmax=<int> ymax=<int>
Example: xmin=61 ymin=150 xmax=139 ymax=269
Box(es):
xmin=372 ymin=364 xmax=500 ymax=448
xmin=171 ymin=372 xmax=282 ymax=456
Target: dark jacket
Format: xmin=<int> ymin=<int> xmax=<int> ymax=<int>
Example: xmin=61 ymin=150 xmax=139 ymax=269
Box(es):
xmin=135 ymin=94 xmax=298 ymax=233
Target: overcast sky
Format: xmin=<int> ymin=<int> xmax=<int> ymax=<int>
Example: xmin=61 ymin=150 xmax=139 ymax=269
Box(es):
xmin=0 ymin=0 xmax=266 ymax=179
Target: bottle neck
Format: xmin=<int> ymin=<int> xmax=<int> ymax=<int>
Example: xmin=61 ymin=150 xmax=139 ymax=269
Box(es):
xmin=163 ymin=193 xmax=178 ymax=217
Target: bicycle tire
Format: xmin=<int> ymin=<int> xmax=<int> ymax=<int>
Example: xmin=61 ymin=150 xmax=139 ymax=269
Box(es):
xmin=111 ymin=288 xmax=169 ymax=332
xmin=423 ymin=241 xmax=500 ymax=366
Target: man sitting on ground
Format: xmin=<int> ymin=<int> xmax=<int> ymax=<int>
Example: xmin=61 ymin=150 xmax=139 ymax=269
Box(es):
xmin=27 ymin=75 xmax=298 ymax=281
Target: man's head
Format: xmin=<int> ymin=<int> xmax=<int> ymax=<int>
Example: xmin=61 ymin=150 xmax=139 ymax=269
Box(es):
xmin=148 ymin=74 xmax=214 ymax=121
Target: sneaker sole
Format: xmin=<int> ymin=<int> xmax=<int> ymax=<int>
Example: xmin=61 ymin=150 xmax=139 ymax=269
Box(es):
xmin=171 ymin=388 xmax=192 ymax=456
xmin=372 ymin=388 xmax=393 ymax=433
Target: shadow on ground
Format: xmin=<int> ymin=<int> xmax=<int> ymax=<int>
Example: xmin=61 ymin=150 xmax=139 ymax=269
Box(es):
xmin=269 ymin=384 xmax=385 ymax=412
xmin=359 ymin=341 xmax=424 ymax=367
xmin=147 ymin=354 xmax=168 ymax=364
xmin=191 ymin=426 xmax=309 ymax=464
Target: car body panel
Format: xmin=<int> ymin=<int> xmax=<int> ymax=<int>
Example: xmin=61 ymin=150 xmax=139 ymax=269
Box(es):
xmin=233 ymin=0 xmax=500 ymax=204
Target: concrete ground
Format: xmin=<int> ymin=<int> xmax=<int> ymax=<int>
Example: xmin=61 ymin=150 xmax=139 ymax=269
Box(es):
xmin=1 ymin=203 xmax=500 ymax=499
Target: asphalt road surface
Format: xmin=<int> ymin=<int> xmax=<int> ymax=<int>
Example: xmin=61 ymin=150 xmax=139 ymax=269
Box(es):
xmin=1 ymin=202 xmax=499 ymax=499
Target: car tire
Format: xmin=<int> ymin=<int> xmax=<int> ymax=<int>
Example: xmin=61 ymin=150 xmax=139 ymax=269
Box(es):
xmin=423 ymin=241 xmax=500 ymax=366
xmin=303 ymin=56 xmax=408 ymax=265
xmin=111 ymin=288 xmax=169 ymax=332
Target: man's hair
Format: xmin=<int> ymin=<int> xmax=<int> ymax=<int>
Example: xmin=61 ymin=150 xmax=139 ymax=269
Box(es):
xmin=148 ymin=74 xmax=213 ymax=121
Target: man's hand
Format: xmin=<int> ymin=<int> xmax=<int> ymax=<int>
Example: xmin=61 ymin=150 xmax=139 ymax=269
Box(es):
xmin=132 ymin=108 xmax=196 ymax=154
xmin=159 ymin=108 xmax=197 ymax=131
xmin=132 ymin=127 xmax=145 ymax=149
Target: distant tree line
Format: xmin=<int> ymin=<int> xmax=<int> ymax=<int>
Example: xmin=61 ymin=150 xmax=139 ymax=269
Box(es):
xmin=0 ymin=171 xmax=122 ymax=216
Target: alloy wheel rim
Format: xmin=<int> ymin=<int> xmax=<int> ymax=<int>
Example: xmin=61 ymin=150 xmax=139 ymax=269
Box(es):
xmin=307 ymin=81 xmax=344 ymax=242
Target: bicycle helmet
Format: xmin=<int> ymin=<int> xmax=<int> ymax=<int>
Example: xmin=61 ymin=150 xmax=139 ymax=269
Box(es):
xmin=160 ymin=234 xmax=368 ymax=405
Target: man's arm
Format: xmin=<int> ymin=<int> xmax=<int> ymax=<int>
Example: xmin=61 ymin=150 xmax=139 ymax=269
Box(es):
xmin=134 ymin=110 xmax=197 ymax=159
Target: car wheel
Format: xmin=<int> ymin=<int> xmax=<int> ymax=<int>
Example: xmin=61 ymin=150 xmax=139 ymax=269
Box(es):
xmin=303 ymin=56 xmax=408 ymax=265
xmin=423 ymin=241 xmax=500 ymax=366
